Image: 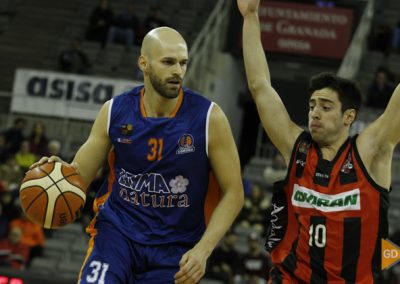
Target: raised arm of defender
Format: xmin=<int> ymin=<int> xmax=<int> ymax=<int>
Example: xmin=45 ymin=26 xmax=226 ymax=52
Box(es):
xmin=368 ymin=83 xmax=400 ymax=146
xmin=357 ymin=83 xmax=400 ymax=189
xmin=238 ymin=0 xmax=302 ymax=163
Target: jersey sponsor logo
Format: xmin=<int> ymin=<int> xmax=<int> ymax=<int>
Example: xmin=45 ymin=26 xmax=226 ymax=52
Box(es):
xmin=340 ymin=152 xmax=354 ymax=173
xmin=291 ymin=184 xmax=360 ymax=212
xmin=298 ymin=141 xmax=310 ymax=154
xmin=176 ymin=134 xmax=195 ymax=154
xmin=315 ymin=172 xmax=330 ymax=179
xmin=120 ymin=123 xmax=133 ymax=135
xmin=116 ymin=138 xmax=132 ymax=144
xmin=117 ymin=168 xmax=190 ymax=208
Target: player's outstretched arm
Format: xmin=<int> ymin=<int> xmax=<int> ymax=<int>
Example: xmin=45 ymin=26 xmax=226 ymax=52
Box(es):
xmin=374 ymin=83 xmax=400 ymax=145
xmin=71 ymin=101 xmax=112 ymax=187
xmin=238 ymin=0 xmax=302 ymax=162
xmin=174 ymin=104 xmax=244 ymax=284
xmin=359 ymin=83 xmax=400 ymax=149
xmin=357 ymin=83 xmax=400 ymax=188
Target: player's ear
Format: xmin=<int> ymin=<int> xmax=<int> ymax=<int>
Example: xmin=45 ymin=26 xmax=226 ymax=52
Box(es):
xmin=138 ymin=55 xmax=148 ymax=74
xmin=344 ymin=109 xmax=356 ymax=126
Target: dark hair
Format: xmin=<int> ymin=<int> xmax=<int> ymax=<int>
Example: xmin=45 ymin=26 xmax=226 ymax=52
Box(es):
xmin=308 ymin=72 xmax=362 ymax=115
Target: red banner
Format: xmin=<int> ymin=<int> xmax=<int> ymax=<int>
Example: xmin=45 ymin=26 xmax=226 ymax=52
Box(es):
xmin=259 ymin=1 xmax=354 ymax=59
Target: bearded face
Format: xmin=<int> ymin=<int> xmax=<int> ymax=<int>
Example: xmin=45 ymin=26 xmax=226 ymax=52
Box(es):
xmin=148 ymin=64 xmax=182 ymax=99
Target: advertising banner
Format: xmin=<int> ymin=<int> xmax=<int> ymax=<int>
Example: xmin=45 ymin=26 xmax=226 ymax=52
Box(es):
xmin=11 ymin=69 xmax=141 ymax=121
xmin=259 ymin=1 xmax=354 ymax=59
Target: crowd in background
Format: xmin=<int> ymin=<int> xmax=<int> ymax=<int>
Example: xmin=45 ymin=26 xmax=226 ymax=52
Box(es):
xmin=57 ymin=0 xmax=168 ymax=75
xmin=0 ymin=118 xmax=100 ymax=272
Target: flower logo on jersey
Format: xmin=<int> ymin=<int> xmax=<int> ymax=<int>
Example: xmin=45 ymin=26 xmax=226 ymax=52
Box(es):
xmin=169 ymin=175 xmax=189 ymax=193
xmin=176 ymin=134 xmax=195 ymax=154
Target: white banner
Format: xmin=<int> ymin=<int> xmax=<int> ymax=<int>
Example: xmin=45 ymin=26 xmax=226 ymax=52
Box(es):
xmin=11 ymin=69 xmax=142 ymax=121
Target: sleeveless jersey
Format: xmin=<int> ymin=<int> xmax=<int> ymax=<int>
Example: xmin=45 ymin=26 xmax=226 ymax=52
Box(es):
xmin=89 ymin=85 xmax=215 ymax=245
xmin=266 ymin=132 xmax=389 ymax=284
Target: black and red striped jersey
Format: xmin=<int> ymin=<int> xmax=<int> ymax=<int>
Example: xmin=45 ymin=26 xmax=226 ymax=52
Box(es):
xmin=266 ymin=131 xmax=389 ymax=284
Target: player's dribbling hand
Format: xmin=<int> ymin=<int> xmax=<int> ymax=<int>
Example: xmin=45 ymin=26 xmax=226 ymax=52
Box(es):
xmin=29 ymin=156 xmax=73 ymax=171
xmin=237 ymin=0 xmax=260 ymax=17
xmin=174 ymin=246 xmax=208 ymax=284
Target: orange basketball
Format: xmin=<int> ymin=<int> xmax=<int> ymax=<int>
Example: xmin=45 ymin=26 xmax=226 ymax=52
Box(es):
xmin=19 ymin=162 xmax=87 ymax=229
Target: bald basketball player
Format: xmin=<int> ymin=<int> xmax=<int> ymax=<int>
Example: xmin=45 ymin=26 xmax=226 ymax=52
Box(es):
xmin=238 ymin=0 xmax=400 ymax=282
xmin=32 ymin=27 xmax=244 ymax=283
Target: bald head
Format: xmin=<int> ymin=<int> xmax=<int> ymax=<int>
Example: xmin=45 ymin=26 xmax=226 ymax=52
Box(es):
xmin=141 ymin=27 xmax=187 ymax=58
xmin=138 ymin=27 xmax=188 ymax=100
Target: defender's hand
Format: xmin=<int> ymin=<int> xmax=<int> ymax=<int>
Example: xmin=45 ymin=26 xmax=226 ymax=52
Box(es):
xmin=237 ymin=0 xmax=260 ymax=17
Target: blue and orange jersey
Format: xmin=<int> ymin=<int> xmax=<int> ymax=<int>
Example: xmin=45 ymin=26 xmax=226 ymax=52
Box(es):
xmin=88 ymin=85 xmax=218 ymax=245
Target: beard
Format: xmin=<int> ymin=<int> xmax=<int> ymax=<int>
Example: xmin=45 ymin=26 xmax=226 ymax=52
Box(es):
xmin=148 ymin=69 xmax=181 ymax=99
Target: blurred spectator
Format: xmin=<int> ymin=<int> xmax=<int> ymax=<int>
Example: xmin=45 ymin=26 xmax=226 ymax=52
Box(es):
xmin=58 ymin=39 xmax=91 ymax=74
xmin=263 ymin=153 xmax=287 ymax=187
xmin=85 ymin=0 xmax=114 ymax=47
xmin=0 ymin=154 xmax=23 ymax=189
xmin=206 ymin=231 xmax=241 ymax=284
xmin=242 ymin=177 xmax=252 ymax=196
xmin=143 ymin=7 xmax=168 ymax=36
xmin=47 ymin=139 xmax=65 ymax=160
xmin=0 ymin=133 xmax=7 ymax=163
xmin=0 ymin=227 xmax=30 ymax=270
xmin=239 ymin=233 xmax=271 ymax=284
xmin=3 ymin=118 xmax=26 ymax=154
xmin=366 ymin=67 xmax=396 ymax=109
xmin=393 ymin=21 xmax=400 ymax=52
xmin=237 ymin=184 xmax=270 ymax=234
xmin=10 ymin=213 xmax=45 ymax=265
xmin=106 ymin=3 xmax=140 ymax=50
xmin=369 ymin=24 xmax=393 ymax=55
xmin=28 ymin=121 xmax=48 ymax=157
xmin=0 ymin=190 xmax=20 ymax=239
xmin=15 ymin=140 xmax=37 ymax=173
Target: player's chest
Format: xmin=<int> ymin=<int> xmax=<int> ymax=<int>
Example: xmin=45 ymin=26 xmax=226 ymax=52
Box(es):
xmin=110 ymin=119 xmax=205 ymax=164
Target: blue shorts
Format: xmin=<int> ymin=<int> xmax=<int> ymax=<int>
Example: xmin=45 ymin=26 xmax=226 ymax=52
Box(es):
xmin=78 ymin=221 xmax=192 ymax=284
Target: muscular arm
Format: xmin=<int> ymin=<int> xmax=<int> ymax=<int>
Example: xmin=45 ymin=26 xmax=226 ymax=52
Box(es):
xmin=357 ymin=83 xmax=400 ymax=188
xmin=199 ymin=104 xmax=244 ymax=254
xmin=71 ymin=101 xmax=112 ymax=187
xmin=175 ymin=104 xmax=244 ymax=283
xmin=240 ymin=0 xmax=302 ymax=162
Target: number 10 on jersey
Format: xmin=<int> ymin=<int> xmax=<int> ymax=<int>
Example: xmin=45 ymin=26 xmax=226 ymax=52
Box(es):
xmin=309 ymin=224 xmax=327 ymax=248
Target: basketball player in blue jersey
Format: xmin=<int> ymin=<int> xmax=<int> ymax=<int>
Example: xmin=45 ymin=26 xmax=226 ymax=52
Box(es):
xmin=238 ymin=0 xmax=400 ymax=283
xmin=32 ymin=27 xmax=244 ymax=283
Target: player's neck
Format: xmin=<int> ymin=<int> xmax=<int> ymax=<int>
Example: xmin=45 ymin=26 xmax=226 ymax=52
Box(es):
xmin=318 ymin=131 xmax=349 ymax=161
xmin=142 ymin=89 xmax=180 ymax=118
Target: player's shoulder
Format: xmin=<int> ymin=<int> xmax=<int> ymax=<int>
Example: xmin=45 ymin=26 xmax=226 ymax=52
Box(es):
xmin=182 ymin=87 xmax=212 ymax=104
xmin=110 ymin=85 xmax=143 ymax=109
xmin=113 ymin=85 xmax=143 ymax=100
